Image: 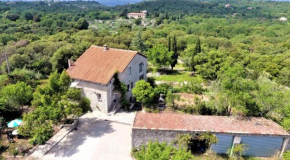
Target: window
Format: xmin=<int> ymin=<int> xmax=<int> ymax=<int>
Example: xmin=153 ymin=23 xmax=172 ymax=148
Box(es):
xmin=139 ymin=74 xmax=144 ymax=80
xmin=96 ymin=93 xmax=102 ymax=101
xmin=127 ymin=84 xmax=130 ymax=91
xmin=129 ymin=67 xmax=131 ymax=75
xmin=131 ymin=82 xmax=134 ymax=89
xmin=139 ymin=63 xmax=143 ymax=72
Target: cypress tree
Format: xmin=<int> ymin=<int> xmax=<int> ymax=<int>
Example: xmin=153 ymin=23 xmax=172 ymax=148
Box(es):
xmin=191 ymin=38 xmax=201 ymax=71
xmin=131 ymin=31 xmax=145 ymax=53
xmin=195 ymin=38 xmax=201 ymax=54
xmin=170 ymin=35 xmax=178 ymax=70
xmin=168 ymin=36 xmax=171 ymax=52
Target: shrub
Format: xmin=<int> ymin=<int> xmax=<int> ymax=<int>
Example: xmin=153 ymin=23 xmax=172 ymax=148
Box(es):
xmin=28 ymin=121 xmax=54 ymax=145
xmin=134 ymin=18 xmax=142 ymax=25
xmin=180 ymin=79 xmax=206 ymax=94
xmin=132 ymin=80 xmax=155 ymax=107
xmin=154 ymin=83 xmax=171 ymax=97
xmin=284 ymin=151 xmax=290 ymax=160
xmin=132 ymin=141 xmax=194 ymax=160
xmin=227 ymin=143 xmax=249 ymax=158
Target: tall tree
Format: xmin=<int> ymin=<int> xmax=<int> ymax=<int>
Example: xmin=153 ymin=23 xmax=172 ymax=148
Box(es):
xmin=148 ymin=44 xmax=173 ymax=69
xmin=131 ymin=31 xmax=146 ymax=53
xmin=170 ymin=35 xmax=178 ymax=70
xmin=168 ymin=36 xmax=171 ymax=52
xmin=132 ymin=80 xmax=155 ymax=107
xmin=195 ymin=38 xmax=201 ymax=54
xmin=191 ymin=38 xmax=201 ymax=71
xmin=24 ymin=12 xmax=33 ymax=21
xmin=0 ymin=82 xmax=33 ymax=113
xmin=75 ymin=18 xmax=89 ymax=30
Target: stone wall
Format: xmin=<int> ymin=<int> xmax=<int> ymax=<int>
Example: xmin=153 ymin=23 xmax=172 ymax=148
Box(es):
xmin=74 ymin=79 xmax=111 ymax=113
xmin=132 ymin=128 xmax=198 ymax=148
xmin=132 ymin=128 xmax=287 ymax=157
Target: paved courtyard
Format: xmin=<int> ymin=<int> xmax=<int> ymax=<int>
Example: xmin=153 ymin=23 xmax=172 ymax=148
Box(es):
xmin=42 ymin=115 xmax=133 ymax=160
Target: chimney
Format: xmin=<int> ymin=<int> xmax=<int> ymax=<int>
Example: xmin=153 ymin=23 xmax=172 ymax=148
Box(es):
xmin=68 ymin=59 xmax=74 ymax=68
xmin=104 ymin=45 xmax=108 ymax=51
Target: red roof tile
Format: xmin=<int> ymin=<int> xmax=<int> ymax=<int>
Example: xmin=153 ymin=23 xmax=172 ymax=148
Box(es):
xmin=67 ymin=46 xmax=141 ymax=84
xmin=133 ymin=112 xmax=289 ymax=136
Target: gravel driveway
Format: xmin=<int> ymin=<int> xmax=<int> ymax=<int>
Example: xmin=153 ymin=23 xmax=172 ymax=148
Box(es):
xmin=42 ymin=117 xmax=133 ymax=160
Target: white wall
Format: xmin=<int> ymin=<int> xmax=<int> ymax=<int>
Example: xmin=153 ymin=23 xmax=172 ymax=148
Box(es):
xmin=119 ymin=54 xmax=148 ymax=102
xmin=73 ymin=79 xmax=111 ymax=113
xmin=127 ymin=14 xmax=146 ymax=19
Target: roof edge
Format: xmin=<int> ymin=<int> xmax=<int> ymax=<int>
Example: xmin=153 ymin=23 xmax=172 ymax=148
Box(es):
xmin=71 ymin=77 xmax=110 ymax=86
xmin=132 ymin=127 xmax=290 ymax=137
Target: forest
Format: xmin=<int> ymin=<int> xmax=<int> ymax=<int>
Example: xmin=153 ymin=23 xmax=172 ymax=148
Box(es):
xmin=1 ymin=0 xmax=290 ymax=158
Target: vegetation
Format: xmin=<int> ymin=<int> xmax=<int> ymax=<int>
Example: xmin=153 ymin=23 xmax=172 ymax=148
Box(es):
xmin=175 ymin=133 xmax=218 ymax=153
xmin=132 ymin=80 xmax=155 ymax=107
xmin=113 ymin=72 xmax=129 ymax=109
xmin=228 ymin=143 xmax=249 ymax=158
xmin=132 ymin=141 xmax=194 ymax=160
xmin=19 ymin=71 xmax=90 ymax=145
xmin=1 ymin=0 xmax=290 ymax=158
xmin=284 ymin=150 xmax=290 ymax=160
xmin=0 ymin=81 xmax=33 ymax=113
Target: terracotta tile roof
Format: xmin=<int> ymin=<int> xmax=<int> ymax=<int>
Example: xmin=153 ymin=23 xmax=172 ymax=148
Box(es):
xmin=67 ymin=46 xmax=141 ymax=84
xmin=133 ymin=112 xmax=289 ymax=136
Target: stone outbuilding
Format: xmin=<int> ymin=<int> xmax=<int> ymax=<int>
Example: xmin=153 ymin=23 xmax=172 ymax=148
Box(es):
xmin=132 ymin=112 xmax=290 ymax=157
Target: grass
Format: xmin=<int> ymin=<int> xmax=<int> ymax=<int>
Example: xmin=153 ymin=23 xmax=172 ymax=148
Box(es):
xmin=155 ymin=71 xmax=194 ymax=82
xmin=174 ymin=63 xmax=188 ymax=71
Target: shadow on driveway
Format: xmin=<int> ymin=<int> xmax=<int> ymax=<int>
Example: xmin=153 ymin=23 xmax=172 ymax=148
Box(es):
xmin=45 ymin=117 xmax=115 ymax=158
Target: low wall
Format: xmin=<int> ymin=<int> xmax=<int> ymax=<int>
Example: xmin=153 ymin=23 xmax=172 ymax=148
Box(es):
xmin=132 ymin=128 xmax=202 ymax=148
xmin=132 ymin=128 xmax=286 ymax=157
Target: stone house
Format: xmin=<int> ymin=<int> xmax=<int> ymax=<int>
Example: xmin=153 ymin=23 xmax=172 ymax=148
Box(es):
xmin=127 ymin=11 xmax=147 ymax=19
xmin=67 ymin=46 xmax=147 ymax=113
xmin=132 ymin=112 xmax=290 ymax=157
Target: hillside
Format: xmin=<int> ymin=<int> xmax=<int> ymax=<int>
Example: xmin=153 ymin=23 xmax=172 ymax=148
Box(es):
xmin=117 ymin=0 xmax=290 ymax=19
xmin=1 ymin=0 xmax=290 ymax=158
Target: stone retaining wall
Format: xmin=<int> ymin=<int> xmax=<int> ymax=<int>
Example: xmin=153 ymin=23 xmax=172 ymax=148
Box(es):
xmin=132 ymin=128 xmax=203 ymax=148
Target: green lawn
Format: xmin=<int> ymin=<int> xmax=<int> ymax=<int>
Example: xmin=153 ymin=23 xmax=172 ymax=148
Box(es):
xmin=155 ymin=71 xmax=194 ymax=82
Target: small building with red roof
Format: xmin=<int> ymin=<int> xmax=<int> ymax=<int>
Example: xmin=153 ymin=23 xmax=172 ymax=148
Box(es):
xmin=67 ymin=46 xmax=147 ymax=113
xmin=132 ymin=112 xmax=290 ymax=157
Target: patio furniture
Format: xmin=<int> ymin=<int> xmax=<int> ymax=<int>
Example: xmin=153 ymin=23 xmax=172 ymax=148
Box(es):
xmin=7 ymin=119 xmax=22 ymax=128
xmin=12 ymin=130 xmax=18 ymax=136
xmin=6 ymin=132 xmax=14 ymax=143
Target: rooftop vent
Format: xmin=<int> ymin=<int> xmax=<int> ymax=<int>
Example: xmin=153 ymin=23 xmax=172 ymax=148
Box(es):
xmin=104 ymin=45 xmax=108 ymax=51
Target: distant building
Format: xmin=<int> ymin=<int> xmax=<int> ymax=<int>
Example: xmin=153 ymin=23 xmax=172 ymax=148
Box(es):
xmin=247 ymin=7 xmax=253 ymax=10
xmin=67 ymin=46 xmax=147 ymax=113
xmin=132 ymin=112 xmax=290 ymax=157
xmin=140 ymin=10 xmax=147 ymax=14
xmin=127 ymin=10 xmax=147 ymax=19
xmin=279 ymin=17 xmax=288 ymax=22
xmin=225 ymin=3 xmax=231 ymax=8
xmin=6 ymin=2 xmax=15 ymax=4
